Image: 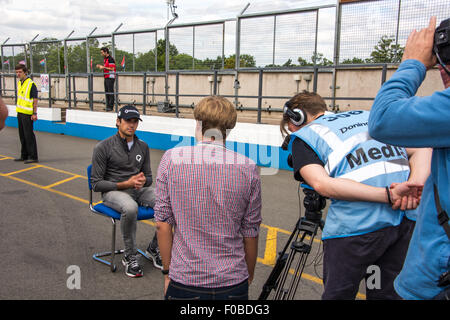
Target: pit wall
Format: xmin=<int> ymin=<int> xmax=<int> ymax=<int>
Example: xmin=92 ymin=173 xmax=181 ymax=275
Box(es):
xmin=5 ymin=106 xmax=290 ymax=172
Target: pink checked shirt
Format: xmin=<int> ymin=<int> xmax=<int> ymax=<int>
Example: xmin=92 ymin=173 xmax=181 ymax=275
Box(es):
xmin=154 ymin=142 xmax=262 ymax=288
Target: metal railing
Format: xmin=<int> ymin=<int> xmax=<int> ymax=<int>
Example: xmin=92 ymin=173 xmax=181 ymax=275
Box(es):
xmin=0 ymin=62 xmax=396 ymax=124
xmin=1 ymin=0 xmax=448 ymax=123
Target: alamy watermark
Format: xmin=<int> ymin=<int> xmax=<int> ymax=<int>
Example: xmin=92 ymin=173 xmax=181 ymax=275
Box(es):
xmin=168 ymin=127 xmax=281 ymax=176
xmin=366 ymin=265 xmax=381 ymax=290
xmin=66 ymin=265 xmax=81 ymax=290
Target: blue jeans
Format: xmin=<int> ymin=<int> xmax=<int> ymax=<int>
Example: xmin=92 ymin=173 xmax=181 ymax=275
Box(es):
xmin=165 ymin=279 xmax=249 ymax=300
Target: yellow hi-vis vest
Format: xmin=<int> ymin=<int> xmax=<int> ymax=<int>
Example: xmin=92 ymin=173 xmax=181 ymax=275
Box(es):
xmin=16 ymin=78 xmax=35 ymax=115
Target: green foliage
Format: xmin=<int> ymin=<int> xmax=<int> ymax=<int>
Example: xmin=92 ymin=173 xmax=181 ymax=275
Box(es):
xmin=368 ymin=35 xmax=404 ymax=63
xmin=341 ymin=35 xmax=405 ymax=64
xmin=341 ymin=57 xmax=367 ymax=64
xmin=3 ymin=34 xmax=407 ymax=73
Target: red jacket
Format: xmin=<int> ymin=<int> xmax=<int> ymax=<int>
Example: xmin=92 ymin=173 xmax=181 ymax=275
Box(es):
xmin=103 ymin=55 xmax=116 ymax=79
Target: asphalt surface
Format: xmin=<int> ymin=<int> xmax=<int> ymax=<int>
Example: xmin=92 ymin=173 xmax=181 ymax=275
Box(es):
xmin=0 ymin=125 xmax=360 ymax=300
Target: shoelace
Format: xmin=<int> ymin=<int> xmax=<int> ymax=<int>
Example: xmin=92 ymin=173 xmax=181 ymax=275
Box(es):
xmin=154 ymin=247 xmax=162 ymax=262
xmin=127 ymin=255 xmax=140 ymax=270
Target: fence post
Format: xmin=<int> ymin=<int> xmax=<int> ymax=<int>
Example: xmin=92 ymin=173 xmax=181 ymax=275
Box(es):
xmin=143 ymin=72 xmax=147 ymax=115
xmin=313 ymin=66 xmax=318 ymax=93
xmin=89 ymin=74 xmax=93 ymax=111
xmin=114 ymin=74 xmax=118 ymax=111
xmin=175 ymin=72 xmax=179 ymax=118
xmin=257 ymin=68 xmax=263 ymax=124
xmin=14 ymin=73 xmax=17 ymax=105
xmin=48 ymin=74 xmax=52 ymax=108
xmin=73 ymin=75 xmax=77 ymax=109
xmin=381 ymin=64 xmax=387 ymax=85
xmin=67 ymin=73 xmax=71 ymax=109
xmin=213 ymin=70 xmax=218 ymax=96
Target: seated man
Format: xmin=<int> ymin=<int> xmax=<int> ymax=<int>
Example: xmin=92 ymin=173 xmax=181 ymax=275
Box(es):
xmin=90 ymin=105 xmax=161 ymax=277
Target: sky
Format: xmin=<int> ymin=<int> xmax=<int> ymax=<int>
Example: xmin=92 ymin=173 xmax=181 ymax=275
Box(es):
xmin=0 ymin=0 xmax=448 ymax=67
xmin=0 ymin=0 xmax=335 ymax=43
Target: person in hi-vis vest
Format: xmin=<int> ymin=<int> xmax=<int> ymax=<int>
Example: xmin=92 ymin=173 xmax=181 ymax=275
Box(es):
xmin=14 ymin=64 xmax=38 ymax=163
xmin=281 ymin=91 xmax=432 ymax=300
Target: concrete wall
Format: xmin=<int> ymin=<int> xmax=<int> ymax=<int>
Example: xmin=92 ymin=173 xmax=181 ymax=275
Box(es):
xmin=5 ymin=106 xmax=288 ymax=172
xmin=1 ymin=66 xmax=442 ymax=112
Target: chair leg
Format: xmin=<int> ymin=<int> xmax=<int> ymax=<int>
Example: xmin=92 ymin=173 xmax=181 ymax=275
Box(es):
xmin=92 ymin=218 xmax=124 ymax=272
xmin=110 ymin=218 xmax=117 ymax=272
xmin=92 ymin=216 xmax=151 ymax=273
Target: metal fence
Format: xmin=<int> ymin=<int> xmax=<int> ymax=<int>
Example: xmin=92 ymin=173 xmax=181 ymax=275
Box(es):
xmin=0 ymin=0 xmax=448 ymax=123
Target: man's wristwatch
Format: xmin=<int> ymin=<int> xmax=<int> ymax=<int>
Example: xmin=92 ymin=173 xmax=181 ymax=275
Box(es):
xmin=161 ymin=269 xmax=169 ymax=275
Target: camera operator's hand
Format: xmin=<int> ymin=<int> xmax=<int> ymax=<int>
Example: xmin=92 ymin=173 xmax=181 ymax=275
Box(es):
xmin=389 ymin=182 xmax=423 ymax=211
xmin=402 ymin=16 xmax=437 ymax=69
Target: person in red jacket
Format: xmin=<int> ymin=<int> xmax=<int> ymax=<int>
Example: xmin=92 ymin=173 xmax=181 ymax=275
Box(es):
xmin=96 ymin=47 xmax=116 ymax=111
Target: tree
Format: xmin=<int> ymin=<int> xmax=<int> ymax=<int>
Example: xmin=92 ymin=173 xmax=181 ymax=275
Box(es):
xmin=368 ymin=35 xmax=404 ymax=63
xmin=311 ymin=52 xmax=333 ymax=66
xmin=296 ymin=52 xmax=332 ymax=67
xmin=341 ymin=57 xmax=367 ymax=64
xmin=224 ymin=54 xmax=256 ymax=69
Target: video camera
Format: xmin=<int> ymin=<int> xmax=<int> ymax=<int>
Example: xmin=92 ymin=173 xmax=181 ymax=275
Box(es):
xmin=281 ymin=135 xmax=294 ymax=168
xmin=434 ymin=18 xmax=450 ymax=74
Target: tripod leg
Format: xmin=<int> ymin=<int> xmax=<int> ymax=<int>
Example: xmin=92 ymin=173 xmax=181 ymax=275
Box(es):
xmin=274 ymin=245 xmax=299 ymax=300
xmin=258 ymin=253 xmax=289 ymax=300
xmin=258 ymin=220 xmax=301 ymax=300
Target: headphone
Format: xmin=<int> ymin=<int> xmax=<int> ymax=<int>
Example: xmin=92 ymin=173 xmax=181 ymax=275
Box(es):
xmin=283 ymin=101 xmax=307 ymax=126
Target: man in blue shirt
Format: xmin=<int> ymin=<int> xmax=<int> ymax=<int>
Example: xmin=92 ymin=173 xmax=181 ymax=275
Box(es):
xmin=368 ymin=16 xmax=450 ymax=299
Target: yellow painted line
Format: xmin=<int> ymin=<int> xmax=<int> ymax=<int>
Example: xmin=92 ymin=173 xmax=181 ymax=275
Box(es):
xmin=1 ymin=173 xmax=89 ymax=204
xmin=0 ymin=156 xmax=366 ymax=299
xmin=0 ymin=156 xmax=13 ymax=161
xmin=356 ymin=292 xmax=366 ymax=300
xmin=2 ymin=165 xmax=42 ymax=176
xmin=38 ymin=164 xmax=87 ymax=179
xmin=142 ymin=220 xmax=156 ymax=227
xmin=43 ymin=175 xmax=81 ymax=189
xmin=262 ymin=223 xmax=291 ymax=236
xmin=258 ymin=226 xmax=278 ymax=265
xmin=288 ymin=267 xmax=323 ymax=285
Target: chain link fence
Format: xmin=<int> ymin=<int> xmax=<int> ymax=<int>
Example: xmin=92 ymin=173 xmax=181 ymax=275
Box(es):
xmin=2 ymin=0 xmax=449 ymax=73
xmin=0 ymin=0 xmax=448 ymax=121
xmin=339 ymin=0 xmax=450 ymax=63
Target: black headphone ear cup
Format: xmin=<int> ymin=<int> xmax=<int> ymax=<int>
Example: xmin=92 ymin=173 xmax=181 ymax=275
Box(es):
xmin=290 ymin=108 xmax=306 ymax=126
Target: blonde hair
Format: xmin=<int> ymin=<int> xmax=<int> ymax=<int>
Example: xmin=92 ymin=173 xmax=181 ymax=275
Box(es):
xmin=194 ymin=96 xmax=237 ymax=139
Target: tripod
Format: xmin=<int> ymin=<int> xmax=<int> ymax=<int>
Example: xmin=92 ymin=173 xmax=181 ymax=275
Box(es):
xmin=259 ymin=189 xmax=325 ymax=300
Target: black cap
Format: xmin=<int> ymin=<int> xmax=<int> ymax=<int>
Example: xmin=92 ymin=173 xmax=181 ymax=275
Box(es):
xmin=117 ymin=105 xmax=142 ymax=121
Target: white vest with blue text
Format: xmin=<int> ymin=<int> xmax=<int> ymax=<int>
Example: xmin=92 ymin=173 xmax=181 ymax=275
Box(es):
xmin=289 ymin=110 xmax=410 ymax=239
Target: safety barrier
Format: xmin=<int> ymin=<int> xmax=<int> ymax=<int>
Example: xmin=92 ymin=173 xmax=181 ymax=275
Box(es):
xmin=5 ymin=107 xmax=290 ymax=171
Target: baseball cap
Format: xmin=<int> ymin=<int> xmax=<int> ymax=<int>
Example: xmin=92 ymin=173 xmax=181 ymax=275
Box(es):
xmin=117 ymin=105 xmax=142 ymax=121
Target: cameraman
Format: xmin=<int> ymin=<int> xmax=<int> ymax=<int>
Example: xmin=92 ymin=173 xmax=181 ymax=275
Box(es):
xmin=368 ymin=16 xmax=450 ymax=300
xmin=281 ymin=91 xmax=431 ymax=299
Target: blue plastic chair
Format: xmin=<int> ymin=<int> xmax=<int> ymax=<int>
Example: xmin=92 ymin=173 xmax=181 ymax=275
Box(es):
xmin=87 ymin=164 xmax=154 ymax=272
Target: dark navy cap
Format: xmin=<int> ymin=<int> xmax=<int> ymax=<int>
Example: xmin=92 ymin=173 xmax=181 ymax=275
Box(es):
xmin=117 ymin=105 xmax=142 ymax=121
